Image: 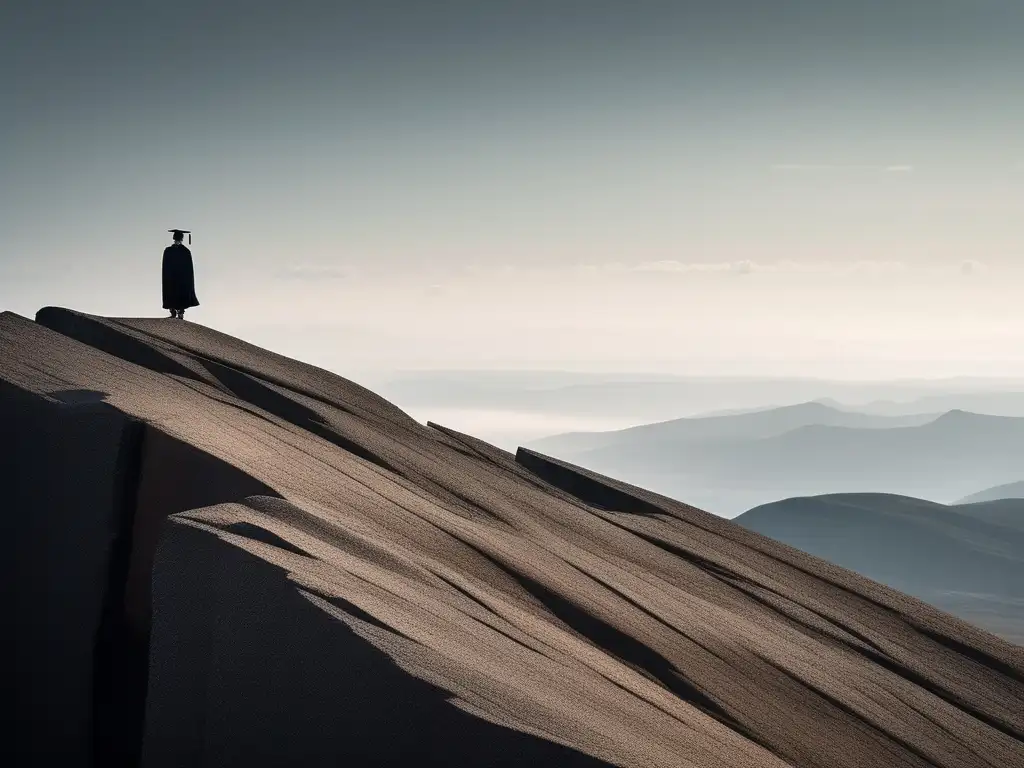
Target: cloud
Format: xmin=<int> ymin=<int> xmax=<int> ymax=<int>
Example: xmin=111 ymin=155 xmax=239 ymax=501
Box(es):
xmin=622 ymin=260 xmax=908 ymax=276
xmin=770 ymin=164 xmax=915 ymax=174
xmin=276 ymin=264 xmax=355 ymax=280
xmin=770 ymin=164 xmax=844 ymax=172
xmin=627 ymin=260 xmax=735 ymax=273
xmin=959 ymin=259 xmax=987 ymax=276
xmin=845 ymin=260 xmax=910 ymax=274
xmin=470 ymin=259 xmax=1001 ymax=286
xmin=623 ymin=260 xmax=763 ymax=275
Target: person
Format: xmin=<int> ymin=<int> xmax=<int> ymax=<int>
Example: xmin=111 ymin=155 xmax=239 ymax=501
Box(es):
xmin=162 ymin=229 xmax=200 ymax=319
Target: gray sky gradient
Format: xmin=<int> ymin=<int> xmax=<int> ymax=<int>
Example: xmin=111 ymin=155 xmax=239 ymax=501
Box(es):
xmin=2 ymin=1 xmax=1022 ymax=376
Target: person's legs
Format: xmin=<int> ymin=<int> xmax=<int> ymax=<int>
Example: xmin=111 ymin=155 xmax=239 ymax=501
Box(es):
xmin=168 ymin=309 xmax=176 ymax=318
xmin=177 ymin=310 xmax=185 ymax=320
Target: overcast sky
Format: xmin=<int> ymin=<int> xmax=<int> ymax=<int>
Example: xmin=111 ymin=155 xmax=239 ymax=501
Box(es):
xmin=2 ymin=1 xmax=1023 ymax=377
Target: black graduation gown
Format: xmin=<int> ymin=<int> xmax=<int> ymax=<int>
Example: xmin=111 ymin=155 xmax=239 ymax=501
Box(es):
xmin=162 ymin=243 xmax=200 ymax=310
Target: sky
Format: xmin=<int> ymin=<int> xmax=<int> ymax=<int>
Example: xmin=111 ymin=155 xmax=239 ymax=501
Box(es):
xmin=2 ymin=1 xmax=1023 ymax=378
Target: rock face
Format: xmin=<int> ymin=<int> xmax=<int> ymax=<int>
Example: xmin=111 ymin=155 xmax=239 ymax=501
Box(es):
xmin=2 ymin=307 xmax=1022 ymax=768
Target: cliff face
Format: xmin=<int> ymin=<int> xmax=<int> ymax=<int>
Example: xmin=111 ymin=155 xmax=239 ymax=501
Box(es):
xmin=2 ymin=307 xmax=1022 ymax=768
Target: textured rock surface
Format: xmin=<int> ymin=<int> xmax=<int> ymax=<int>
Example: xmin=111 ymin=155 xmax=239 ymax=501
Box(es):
xmin=2 ymin=307 xmax=1022 ymax=767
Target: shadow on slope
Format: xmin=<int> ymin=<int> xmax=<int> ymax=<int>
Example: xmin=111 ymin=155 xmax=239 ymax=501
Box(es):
xmin=35 ymin=306 xmax=417 ymax=428
xmin=196 ymin=357 xmax=405 ymax=476
xmin=35 ymin=307 xmax=225 ymax=390
xmin=145 ymin=516 xmax=612 ymax=768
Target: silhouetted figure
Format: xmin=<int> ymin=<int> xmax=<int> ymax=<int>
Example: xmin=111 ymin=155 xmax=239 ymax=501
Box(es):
xmin=162 ymin=229 xmax=199 ymax=319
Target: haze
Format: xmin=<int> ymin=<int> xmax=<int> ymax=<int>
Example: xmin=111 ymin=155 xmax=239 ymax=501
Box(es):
xmin=3 ymin=1 xmax=1023 ymax=379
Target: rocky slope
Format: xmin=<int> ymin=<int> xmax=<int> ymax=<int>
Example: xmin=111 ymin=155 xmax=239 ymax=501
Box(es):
xmin=3 ymin=308 xmax=1022 ymax=767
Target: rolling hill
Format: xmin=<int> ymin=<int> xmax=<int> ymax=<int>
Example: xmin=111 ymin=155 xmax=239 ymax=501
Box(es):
xmin=532 ymin=408 xmax=1024 ymax=516
xmin=527 ymin=401 xmax=938 ymax=456
xmin=735 ymin=493 xmax=1024 ymax=643
xmin=957 ymin=480 xmax=1024 ymax=505
xmin=856 ymin=391 xmax=1024 ymax=418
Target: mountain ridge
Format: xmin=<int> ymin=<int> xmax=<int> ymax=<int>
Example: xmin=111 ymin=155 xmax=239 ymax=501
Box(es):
xmin=958 ymin=480 xmax=1024 ymax=505
xmin=528 ymin=400 xmax=941 ymax=456
xmin=529 ymin=405 xmax=1024 ymax=515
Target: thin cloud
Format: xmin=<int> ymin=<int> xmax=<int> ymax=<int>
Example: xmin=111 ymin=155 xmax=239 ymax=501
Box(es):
xmin=959 ymin=259 xmax=988 ymax=276
xmin=628 ymin=260 xmax=734 ymax=273
xmin=770 ymin=164 xmax=915 ymax=173
xmin=624 ymin=260 xmax=908 ymax=275
xmin=845 ymin=260 xmax=910 ymax=274
xmin=770 ymin=164 xmax=844 ymax=172
xmin=277 ymin=264 xmax=355 ymax=280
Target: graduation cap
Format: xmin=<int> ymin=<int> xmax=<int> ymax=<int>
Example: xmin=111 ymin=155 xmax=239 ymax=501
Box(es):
xmin=168 ymin=229 xmax=191 ymax=244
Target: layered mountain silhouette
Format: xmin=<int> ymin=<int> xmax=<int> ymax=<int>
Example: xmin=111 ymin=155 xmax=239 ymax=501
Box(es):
xmin=735 ymin=493 xmax=1024 ymax=644
xmin=952 ymin=499 xmax=1024 ymax=533
xmin=528 ymin=401 xmax=938 ymax=455
xmin=530 ymin=406 xmax=1024 ymax=516
xmin=3 ymin=308 xmax=1022 ymax=767
xmin=379 ymin=372 xmax=1024 ymax=423
xmin=958 ymin=480 xmax=1024 ymax=504
xmin=855 ymin=391 xmax=1024 ymax=418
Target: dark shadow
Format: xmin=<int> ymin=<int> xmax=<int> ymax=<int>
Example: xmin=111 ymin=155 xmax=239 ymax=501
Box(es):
xmin=114 ymin=312 xmax=421 ymax=430
xmin=2 ymin=383 xmax=143 ymax=766
xmin=428 ymin=422 xmax=519 ymax=463
xmin=144 ymin=526 xmax=615 ymax=767
xmin=199 ymin=358 xmax=406 ymax=477
xmin=428 ymin=424 xmax=615 ymax=514
xmin=35 ymin=307 xmax=209 ymax=386
xmin=446 ymin=540 xmax=762 ymax=746
xmin=201 ymin=357 xmax=356 ymax=418
xmin=907 ymin=627 xmax=1024 ymax=739
xmin=90 ymin=418 xmax=146 ymax=768
xmin=221 ymin=521 xmax=315 ymax=559
xmin=51 ymin=388 xmax=111 ymax=405
xmin=517 ymin=452 xmax=1024 ymax=745
xmin=97 ymin=425 xmax=284 ymax=768
xmin=515 ymin=448 xmax=667 ymax=517
xmin=753 ymin=654 xmax=941 ymax=767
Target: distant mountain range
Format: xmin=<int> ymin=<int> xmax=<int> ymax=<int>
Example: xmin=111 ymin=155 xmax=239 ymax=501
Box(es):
xmin=957 ymin=480 xmax=1024 ymax=504
xmin=527 ymin=403 xmax=1024 ymax=515
xmin=848 ymin=391 xmax=1024 ymax=418
xmin=528 ymin=401 xmax=939 ymax=455
xmin=734 ymin=493 xmax=1024 ymax=643
xmin=376 ymin=370 xmax=1024 ymax=424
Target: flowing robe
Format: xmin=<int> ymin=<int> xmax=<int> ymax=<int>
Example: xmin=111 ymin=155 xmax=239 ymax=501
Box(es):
xmin=161 ymin=244 xmax=200 ymax=310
